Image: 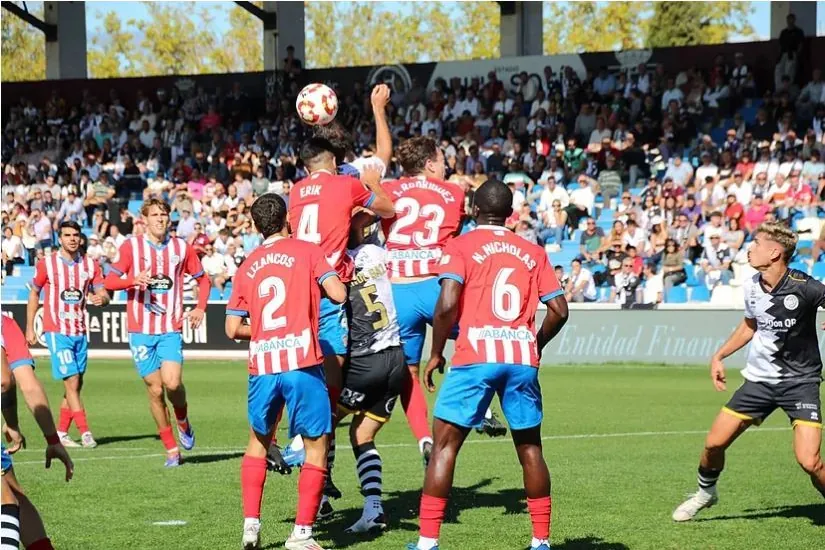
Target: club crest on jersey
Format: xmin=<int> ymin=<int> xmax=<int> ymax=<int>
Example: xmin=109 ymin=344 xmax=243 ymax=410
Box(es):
xmin=79 ymin=270 xmax=89 ymax=281
xmin=60 ymin=288 xmax=83 ymax=304
xmin=783 ymin=295 xmax=799 ymax=311
xmin=147 ymin=275 xmax=173 ymax=294
xmin=169 ymin=254 xmax=181 ymax=266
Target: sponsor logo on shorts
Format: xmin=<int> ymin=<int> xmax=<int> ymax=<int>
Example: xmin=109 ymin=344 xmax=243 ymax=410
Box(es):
xmin=385 ymin=396 xmax=397 ymax=414
xmin=783 ymin=295 xmax=799 ymax=311
xmin=795 ymin=402 xmax=818 ymax=411
xmin=340 ymin=387 xmax=366 ymax=408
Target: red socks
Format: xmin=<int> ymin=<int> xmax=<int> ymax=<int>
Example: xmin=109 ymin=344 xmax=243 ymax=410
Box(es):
xmin=527 ymin=496 xmax=552 ymax=540
xmin=402 ymin=369 xmax=432 ymax=442
xmin=158 ymin=426 xmax=178 ymax=452
xmin=419 ymin=494 xmax=448 ymax=539
xmin=73 ymin=409 xmax=89 ymax=434
xmin=27 ymin=538 xmax=55 ymax=550
xmin=173 ymin=404 xmax=190 ymax=433
xmin=295 ymin=463 xmax=327 ymax=526
xmin=58 ymin=407 xmax=72 ymax=433
xmin=241 ymin=455 xmax=268 ymax=519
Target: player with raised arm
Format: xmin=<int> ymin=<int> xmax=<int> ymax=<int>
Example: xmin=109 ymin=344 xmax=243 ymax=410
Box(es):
xmin=407 ymin=180 xmax=569 ymax=550
xmin=25 ymin=221 xmax=109 ymax=449
xmin=103 ymin=199 xmax=211 ymax=467
xmin=282 ymin=138 xmax=394 ymax=476
xmin=315 ymin=212 xmax=408 ymax=531
xmin=2 ymin=315 xmax=74 ymax=550
xmin=225 ymin=193 xmax=347 ymax=550
xmin=672 ymin=222 xmax=825 ymax=522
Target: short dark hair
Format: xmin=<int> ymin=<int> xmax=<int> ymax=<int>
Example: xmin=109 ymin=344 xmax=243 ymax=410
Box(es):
xmin=59 ymin=221 xmax=82 ymax=235
xmin=251 ymin=193 xmax=287 ymax=238
xmin=396 ymin=137 xmax=439 ymax=175
xmin=473 ymin=179 xmax=513 ymax=218
xmin=300 ymin=137 xmax=336 ymax=168
xmin=311 ymin=121 xmax=353 ymax=163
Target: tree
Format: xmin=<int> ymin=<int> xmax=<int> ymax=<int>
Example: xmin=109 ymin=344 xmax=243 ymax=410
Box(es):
xmin=1 ymin=1 xmax=46 ymax=82
xmin=304 ymin=1 xmax=500 ymax=69
xmin=87 ymin=11 xmax=142 ymax=79
xmin=647 ymin=2 xmax=755 ymax=48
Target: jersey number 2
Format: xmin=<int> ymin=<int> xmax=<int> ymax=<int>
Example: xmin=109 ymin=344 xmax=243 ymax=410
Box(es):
xmin=259 ymin=276 xmax=286 ymax=331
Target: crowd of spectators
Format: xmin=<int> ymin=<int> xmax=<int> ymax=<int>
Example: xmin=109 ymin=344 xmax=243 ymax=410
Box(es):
xmin=2 ymin=17 xmax=824 ymax=304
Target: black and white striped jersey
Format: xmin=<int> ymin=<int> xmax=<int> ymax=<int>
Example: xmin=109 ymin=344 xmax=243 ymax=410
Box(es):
xmin=743 ymin=268 xmax=825 ymax=384
xmin=347 ymin=244 xmax=401 ymax=357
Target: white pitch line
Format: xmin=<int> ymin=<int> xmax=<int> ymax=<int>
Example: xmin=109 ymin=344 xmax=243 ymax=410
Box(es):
xmin=9 ymin=427 xmax=793 ymax=465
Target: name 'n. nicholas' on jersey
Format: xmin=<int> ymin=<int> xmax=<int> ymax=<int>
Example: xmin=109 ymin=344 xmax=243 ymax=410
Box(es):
xmin=743 ymin=268 xmax=825 ymax=384
xmin=32 ymin=254 xmax=104 ymax=336
xmin=288 ymin=170 xmax=376 ymax=282
xmin=347 ymin=244 xmax=401 ymax=357
xmin=227 ymin=236 xmax=337 ymax=375
xmin=438 ymin=225 xmax=563 ymax=368
xmin=381 ymin=176 xmax=465 ymax=278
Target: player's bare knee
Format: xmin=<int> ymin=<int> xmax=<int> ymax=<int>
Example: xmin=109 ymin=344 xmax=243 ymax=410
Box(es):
xmin=145 ymin=382 xmax=164 ymax=401
xmin=795 ymin=451 xmax=822 ymax=475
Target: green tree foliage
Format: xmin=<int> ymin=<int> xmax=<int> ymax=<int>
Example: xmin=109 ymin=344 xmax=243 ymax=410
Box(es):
xmin=646 ymin=1 xmax=755 ymax=48
xmin=544 ymin=1 xmax=755 ymax=54
xmin=1 ymin=1 xmax=46 ymax=82
xmin=304 ymin=1 xmax=499 ymax=69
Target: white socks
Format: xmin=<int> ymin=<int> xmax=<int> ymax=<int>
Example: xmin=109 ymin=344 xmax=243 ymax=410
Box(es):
xmin=416 ymin=536 xmax=438 ymax=550
xmin=532 ymin=537 xmax=550 ymax=548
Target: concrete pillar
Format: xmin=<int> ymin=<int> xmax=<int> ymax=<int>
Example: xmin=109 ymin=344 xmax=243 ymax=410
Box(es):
xmin=770 ymin=1 xmax=817 ymax=39
xmin=500 ymin=1 xmax=543 ymax=58
xmin=263 ymin=1 xmax=305 ymax=71
xmin=44 ymin=1 xmax=87 ymax=80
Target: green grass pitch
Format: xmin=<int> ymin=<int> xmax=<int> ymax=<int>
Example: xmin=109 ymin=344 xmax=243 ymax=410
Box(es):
xmin=9 ymin=361 xmax=824 ymax=549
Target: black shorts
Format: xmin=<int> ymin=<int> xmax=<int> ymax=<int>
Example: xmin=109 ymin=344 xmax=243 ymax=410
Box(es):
xmin=339 ymin=346 xmax=406 ymax=423
xmin=724 ymin=379 xmax=822 ymax=428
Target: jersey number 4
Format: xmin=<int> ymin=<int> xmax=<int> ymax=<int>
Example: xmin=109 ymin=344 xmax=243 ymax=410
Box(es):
xmin=297 ymin=204 xmax=321 ymax=244
xmin=387 ymin=197 xmax=445 ymax=247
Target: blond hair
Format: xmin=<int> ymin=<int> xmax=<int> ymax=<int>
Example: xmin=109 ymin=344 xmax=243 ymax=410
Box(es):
xmin=756 ymin=222 xmax=797 ymax=262
xmin=140 ymin=198 xmax=171 ymax=217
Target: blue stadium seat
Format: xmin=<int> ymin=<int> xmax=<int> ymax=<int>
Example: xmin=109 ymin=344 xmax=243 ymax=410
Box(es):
xmin=710 ymin=127 xmax=726 ymax=145
xmin=222 ymin=282 xmax=233 ymax=299
xmin=689 ymin=285 xmax=710 ymax=302
xmin=684 ymin=262 xmax=700 ymax=286
xmin=567 ymin=183 xmax=580 ymax=192
xmin=739 ymin=106 xmax=758 ymax=124
xmin=128 ymin=200 xmax=143 ymax=216
xmin=665 ymin=285 xmax=688 ymax=304
xmin=597 ymin=287 xmax=611 ymax=302
xmin=812 ymin=262 xmax=825 ymax=282
xmin=598 ymin=208 xmax=615 ymax=221
xmin=789 ymin=261 xmax=809 ymax=274
xmin=16 ymin=289 xmax=30 ymax=300
xmin=209 ymin=288 xmax=223 ymax=301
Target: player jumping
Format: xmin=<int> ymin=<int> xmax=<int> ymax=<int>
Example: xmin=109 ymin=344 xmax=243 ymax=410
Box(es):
xmin=25 ymin=221 xmax=109 ymax=449
xmin=407 ymin=180 xmax=569 ymax=550
xmin=104 ymin=199 xmax=211 ymax=467
xmin=225 ymin=193 xmax=347 ymax=550
xmin=672 ymin=222 xmax=825 ymax=521
xmin=2 ymin=315 xmax=74 ymax=550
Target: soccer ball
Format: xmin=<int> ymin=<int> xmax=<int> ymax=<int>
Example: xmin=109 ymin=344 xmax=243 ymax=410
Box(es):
xmin=296 ymin=83 xmax=338 ymax=126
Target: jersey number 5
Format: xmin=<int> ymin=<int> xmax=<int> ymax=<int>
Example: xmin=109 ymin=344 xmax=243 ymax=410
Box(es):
xmin=387 ymin=197 xmax=445 ymax=247
xmin=359 ymin=284 xmax=389 ymax=330
xmin=259 ymin=276 xmax=286 ymax=331
xmin=492 ymin=268 xmax=520 ymax=322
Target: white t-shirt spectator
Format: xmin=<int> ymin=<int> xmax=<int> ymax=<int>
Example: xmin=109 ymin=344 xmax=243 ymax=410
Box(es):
xmin=223 ymin=254 xmax=238 ymax=277
xmin=664 ymin=161 xmax=694 ymax=188
xmin=139 ymin=129 xmax=157 ymax=149
xmin=205 ymin=217 xmax=226 ymax=240
xmin=177 ymin=216 xmax=196 ymax=239
xmin=2 ymin=234 xmax=23 ymax=260
xmin=538 ymin=185 xmax=570 ymax=211
xmin=493 ymin=98 xmax=514 ymax=115
xmin=642 ymin=274 xmax=664 ymax=304
xmin=623 ymin=226 xmax=646 ymax=249
xmin=457 ymin=97 xmax=480 ymax=118
xmin=569 ymin=186 xmax=596 ymax=215
xmin=570 ymin=267 xmax=597 ymax=301
xmin=700 ymin=184 xmax=727 ymax=207
xmin=511 ymin=189 xmax=526 ymax=211
xmin=661 ymin=87 xmax=684 ymax=110
xmin=589 ymin=128 xmax=612 ymax=145
xmin=753 ymin=160 xmax=779 ymax=183
xmin=32 ymin=216 xmax=52 ymax=242
xmin=202 ymin=252 xmax=226 ymax=276
xmin=695 ymin=163 xmax=719 ymax=183
xmin=421 ymin=118 xmax=442 ymax=138
xmin=56 ymin=197 xmax=86 ymax=224
xmin=530 ymin=98 xmax=551 ymax=118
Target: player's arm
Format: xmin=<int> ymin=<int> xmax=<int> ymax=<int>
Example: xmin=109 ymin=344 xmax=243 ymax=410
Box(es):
xmin=182 ymin=246 xmax=211 ymax=330
xmin=710 ymin=317 xmax=757 ymax=391
xmin=225 ymin=271 xmax=251 ymax=340
xmin=321 ymin=273 xmax=347 ymax=304
xmin=26 ymin=259 xmax=48 ymax=344
xmin=224 ymin=314 xmax=251 ymax=341
xmin=1 ymin=350 xmax=21 ymax=438
xmin=104 ymin=241 xmax=150 ymax=291
xmin=537 ymin=295 xmax=569 ymax=355
xmin=426 ymin=278 xmax=462 ymax=392
xmin=371 ymin=84 xmax=392 ymax=168
xmin=87 ymin=262 xmax=110 ymax=307
xmin=358 ymin=168 xmax=395 ymax=218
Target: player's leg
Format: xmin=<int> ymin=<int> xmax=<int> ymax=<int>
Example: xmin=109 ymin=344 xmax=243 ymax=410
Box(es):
xmin=283 ymin=366 xmax=332 ymax=550
xmin=70 ymin=335 xmax=95 ymax=447
xmin=783 ymin=381 xmax=825 ymax=498
xmin=142 ymin=368 xmax=179 ymax=465
xmin=46 ymin=333 xmax=77 ymax=447
xmin=1 ymin=473 xmax=21 ymax=550
xmin=345 ymin=414 xmax=389 ymax=533
xmin=496 ymin=364 xmax=551 ymax=549
xmin=410 ymin=365 xmax=495 ymax=550
xmin=241 ymin=374 xmax=283 ymax=550
xmin=158 ymin=333 xmax=194 ymax=450
xmin=392 ymin=280 xmax=433 ymax=454
xmin=3 ymin=469 xmax=51 ymax=550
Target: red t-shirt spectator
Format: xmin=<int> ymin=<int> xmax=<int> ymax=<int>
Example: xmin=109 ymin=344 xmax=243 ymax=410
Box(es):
xmin=725 ymin=202 xmax=744 ymax=222
xmin=789 ymin=184 xmax=813 ymax=203
xmin=200 ymin=111 xmax=222 ymax=133
xmin=192 ymin=232 xmax=210 ymax=257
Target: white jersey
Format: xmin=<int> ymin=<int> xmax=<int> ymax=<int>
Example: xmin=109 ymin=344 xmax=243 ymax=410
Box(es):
xmin=347 ymin=244 xmax=400 ymax=356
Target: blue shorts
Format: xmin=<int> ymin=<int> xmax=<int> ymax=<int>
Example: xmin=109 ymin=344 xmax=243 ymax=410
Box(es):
xmin=128 ymin=333 xmax=184 ymax=379
xmin=434 ymin=363 xmax=543 ymax=431
xmin=319 ymin=296 xmax=348 ymax=357
xmin=248 ymin=365 xmax=333 ymax=439
xmin=45 ymin=332 xmax=88 ymax=381
xmin=1 ymin=444 xmax=11 ymax=473
xmin=392 ymin=278 xmax=459 ymax=366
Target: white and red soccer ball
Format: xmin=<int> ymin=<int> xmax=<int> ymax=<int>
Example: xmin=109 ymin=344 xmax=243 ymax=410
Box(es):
xmin=296 ymin=83 xmax=338 ymax=126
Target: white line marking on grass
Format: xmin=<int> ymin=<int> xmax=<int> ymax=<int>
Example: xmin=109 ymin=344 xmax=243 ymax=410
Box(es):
xmin=152 ymin=521 xmax=187 ymax=526
xmin=10 ymin=427 xmax=795 ymax=464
